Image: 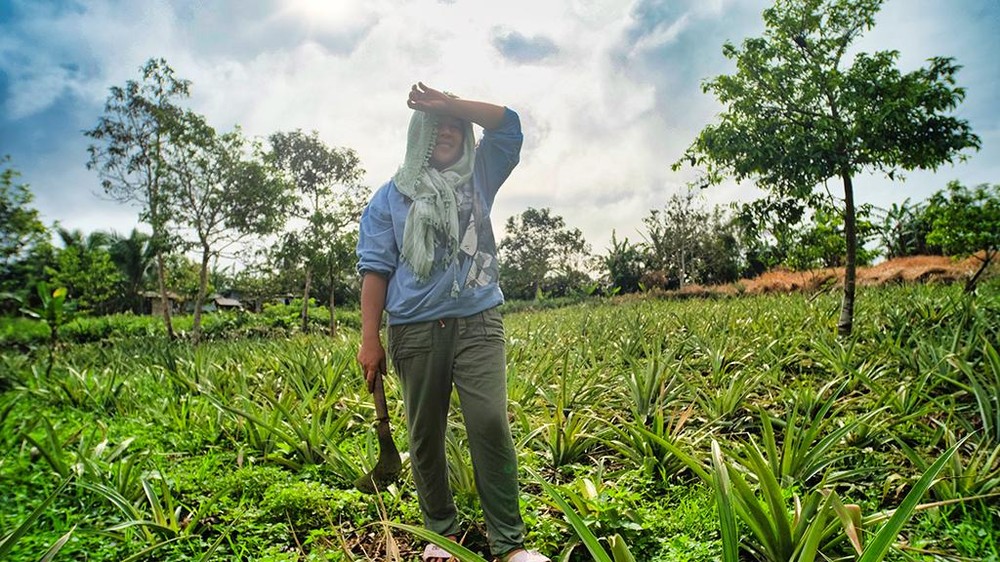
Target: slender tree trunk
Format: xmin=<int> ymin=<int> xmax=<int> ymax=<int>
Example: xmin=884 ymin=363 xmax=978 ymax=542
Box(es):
xmin=192 ymin=246 xmax=211 ymax=344
xmin=328 ymin=287 xmax=337 ymax=336
xmin=964 ymin=249 xmax=995 ymax=293
xmin=155 ymin=250 xmax=175 ymax=340
xmin=837 ymin=172 xmax=857 ymax=338
xmin=680 ymin=249 xmax=687 ymax=288
xmin=151 ymin=132 xmax=174 ymax=341
xmin=328 ymin=267 xmax=337 ymax=337
xmin=301 ymin=265 xmax=312 ymax=333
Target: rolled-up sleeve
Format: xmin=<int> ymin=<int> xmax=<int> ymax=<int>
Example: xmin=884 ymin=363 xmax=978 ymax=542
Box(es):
xmin=476 ymin=108 xmax=522 ymax=207
xmin=356 ymin=185 xmax=398 ymax=278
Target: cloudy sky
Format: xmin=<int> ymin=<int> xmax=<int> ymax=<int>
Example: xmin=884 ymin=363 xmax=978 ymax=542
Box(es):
xmin=2 ymin=0 xmax=998 ymax=257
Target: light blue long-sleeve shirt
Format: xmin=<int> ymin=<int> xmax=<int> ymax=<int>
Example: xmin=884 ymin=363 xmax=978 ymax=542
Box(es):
xmin=356 ymin=108 xmax=522 ymax=325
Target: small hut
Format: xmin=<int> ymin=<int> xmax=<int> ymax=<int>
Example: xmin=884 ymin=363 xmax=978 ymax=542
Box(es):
xmin=207 ymin=294 xmax=243 ymax=312
xmin=141 ymin=291 xmax=183 ymax=316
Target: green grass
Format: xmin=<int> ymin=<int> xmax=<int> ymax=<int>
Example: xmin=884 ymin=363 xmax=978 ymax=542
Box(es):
xmin=2 ymin=283 xmax=999 ymax=560
xmin=0 ymin=304 xmax=362 ymax=347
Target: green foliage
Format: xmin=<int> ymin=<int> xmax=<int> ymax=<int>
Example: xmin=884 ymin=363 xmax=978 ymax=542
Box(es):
xmin=785 ymin=203 xmax=880 ymax=270
xmin=193 ymin=342 xmax=366 ymax=483
xmin=260 ymin=480 xmax=334 ymax=529
xmin=914 ymin=501 xmax=1000 ymax=559
xmin=499 ymin=207 xmax=593 ymax=300
xmin=161 ymin=110 xmax=295 ymax=342
xmin=704 ymin=435 xmax=962 ymax=562
xmin=64 ymin=313 xmax=165 ymax=342
xmin=898 ymin=429 xmax=1000 ymax=502
xmin=532 ymin=469 xmax=637 ymax=562
xmin=760 ymin=383 xmax=884 ymax=487
xmin=0 ymin=316 xmax=49 ymax=348
xmin=108 ymin=229 xmax=156 ymax=314
xmin=734 ymin=195 xmax=817 ymax=275
xmin=611 ymin=406 xmax=702 ymax=483
xmin=641 ymin=191 xmax=742 ymax=287
xmin=875 ymin=198 xmax=940 ymax=259
xmin=220 ymin=465 xmax=292 ymax=500
xmin=388 ymin=522 xmax=491 ymax=562
xmin=677 ymin=0 xmax=980 ymax=191
xmin=21 ymin=282 xmax=75 ymax=369
xmin=268 ymin=129 xmax=368 ymax=333
xmin=46 ymin=230 xmax=123 ymax=315
xmin=675 ymin=0 xmax=980 ymax=335
xmin=925 ymin=181 xmax=1000 ymax=291
xmin=0 ymin=305 xmax=362 ymax=349
xmin=854 ymin=441 xmax=965 ymax=562
xmin=2 ymin=284 xmax=999 ymax=560
xmin=602 ymin=231 xmax=645 ymax=294
xmin=945 ymin=335 xmax=1000 ymax=444
xmin=722 ymin=190 xmax=881 ymax=281
xmin=0 ymin=478 xmax=73 ymax=561
xmin=0 ymin=157 xmax=48 ymax=301
xmin=85 ymin=57 xmax=194 ymax=339
xmin=926 ymin=181 xmax=1000 ymax=258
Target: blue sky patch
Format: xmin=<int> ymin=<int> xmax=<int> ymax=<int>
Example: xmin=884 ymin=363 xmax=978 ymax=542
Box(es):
xmin=491 ymin=30 xmax=559 ymax=64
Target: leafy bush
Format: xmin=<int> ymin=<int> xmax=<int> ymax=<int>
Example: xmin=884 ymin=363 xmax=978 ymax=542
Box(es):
xmin=0 ymin=316 xmax=48 ymax=348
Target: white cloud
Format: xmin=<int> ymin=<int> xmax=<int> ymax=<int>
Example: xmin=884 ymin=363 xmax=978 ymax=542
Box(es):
xmin=1 ymin=0 xmax=998 ymax=258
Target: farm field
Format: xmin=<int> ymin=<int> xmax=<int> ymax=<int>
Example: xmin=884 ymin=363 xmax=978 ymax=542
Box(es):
xmin=2 ymin=281 xmax=999 ymax=561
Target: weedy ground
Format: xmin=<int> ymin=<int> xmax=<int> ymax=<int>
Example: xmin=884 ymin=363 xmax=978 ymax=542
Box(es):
xmin=2 ymin=276 xmax=999 ymax=561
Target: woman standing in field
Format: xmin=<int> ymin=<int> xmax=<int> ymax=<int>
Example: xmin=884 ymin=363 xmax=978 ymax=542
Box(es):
xmin=355 ymin=83 xmax=549 ymax=562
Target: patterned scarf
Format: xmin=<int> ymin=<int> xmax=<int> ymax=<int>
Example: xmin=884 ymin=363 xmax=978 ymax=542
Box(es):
xmin=393 ymin=110 xmax=475 ymax=282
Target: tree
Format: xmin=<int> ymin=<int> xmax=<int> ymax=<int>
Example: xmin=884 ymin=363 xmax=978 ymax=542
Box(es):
xmin=269 ymin=130 xmax=366 ymax=334
xmin=875 ymin=198 xmax=940 ymax=259
xmin=163 ymin=253 xmax=204 ymax=304
xmin=86 ymin=57 xmax=191 ymax=339
xmin=698 ymin=207 xmax=744 ymax=285
xmin=645 ymin=192 xmax=703 ymax=287
xmin=46 ymin=227 xmax=122 ymax=314
xmin=603 ymin=231 xmax=645 ymax=294
xmin=312 ymin=231 xmax=362 ymax=331
xmin=0 ymin=157 xmax=48 ymax=299
xmin=498 ymin=207 xmax=592 ymax=300
xmin=231 ymin=261 xmax=284 ymax=313
xmin=162 ymin=111 xmax=293 ymax=342
xmin=734 ymin=195 xmax=815 ymax=276
xmin=675 ymin=0 xmax=980 ymax=336
xmin=108 ymin=229 xmax=156 ymax=314
xmin=924 ymin=181 xmax=1000 ymax=292
xmin=785 ymin=199 xmax=879 ymax=270
xmin=642 ymin=192 xmax=743 ymax=288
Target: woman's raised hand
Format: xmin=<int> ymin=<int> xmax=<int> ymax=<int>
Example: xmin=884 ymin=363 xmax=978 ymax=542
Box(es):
xmin=407 ymin=82 xmax=453 ymax=114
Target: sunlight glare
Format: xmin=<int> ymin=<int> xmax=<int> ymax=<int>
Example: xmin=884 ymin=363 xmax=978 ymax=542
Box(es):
xmin=283 ymin=0 xmax=360 ymax=26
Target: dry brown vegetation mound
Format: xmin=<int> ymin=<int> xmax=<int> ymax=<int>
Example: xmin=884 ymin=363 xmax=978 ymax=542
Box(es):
xmin=673 ymin=254 xmax=988 ymax=298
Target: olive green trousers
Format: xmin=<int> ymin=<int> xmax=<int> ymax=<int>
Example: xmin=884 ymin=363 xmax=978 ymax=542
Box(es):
xmin=388 ymin=307 xmax=524 ymax=557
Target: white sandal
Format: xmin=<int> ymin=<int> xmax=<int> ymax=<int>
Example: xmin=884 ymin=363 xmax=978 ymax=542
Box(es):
xmin=421 ymin=542 xmax=455 ymax=561
xmin=501 ymin=549 xmax=550 ymax=562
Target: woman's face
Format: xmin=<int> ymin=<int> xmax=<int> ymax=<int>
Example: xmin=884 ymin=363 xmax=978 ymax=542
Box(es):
xmin=429 ymin=116 xmax=465 ymax=170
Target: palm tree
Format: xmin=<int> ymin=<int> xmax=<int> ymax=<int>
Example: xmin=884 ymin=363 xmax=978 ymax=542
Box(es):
xmin=109 ymin=229 xmax=155 ymax=313
xmin=55 ymin=226 xmax=112 ymax=253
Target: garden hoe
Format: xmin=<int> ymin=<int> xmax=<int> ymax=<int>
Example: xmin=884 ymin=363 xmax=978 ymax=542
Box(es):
xmin=354 ymin=372 xmax=402 ymax=494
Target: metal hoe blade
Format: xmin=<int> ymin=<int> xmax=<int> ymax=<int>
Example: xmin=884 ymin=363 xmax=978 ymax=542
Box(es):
xmin=354 ymin=373 xmax=402 ymax=493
